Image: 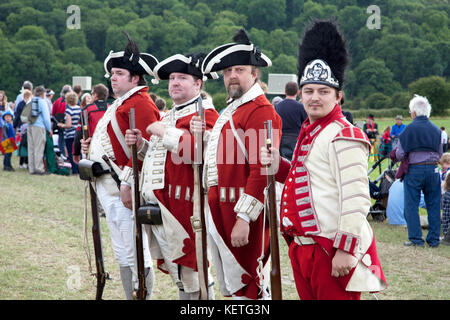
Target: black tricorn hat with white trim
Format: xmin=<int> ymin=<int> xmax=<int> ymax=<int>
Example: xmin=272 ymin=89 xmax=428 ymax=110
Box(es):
xmin=152 ymin=52 xmax=219 ymax=83
xmin=297 ymin=19 xmax=349 ymax=90
xmin=201 ymin=28 xmax=272 ymax=74
xmin=104 ymin=30 xmax=159 ymax=78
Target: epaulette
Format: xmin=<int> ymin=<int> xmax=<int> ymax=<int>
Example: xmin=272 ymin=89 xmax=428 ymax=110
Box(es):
xmin=332 ymin=122 xmax=370 ymax=146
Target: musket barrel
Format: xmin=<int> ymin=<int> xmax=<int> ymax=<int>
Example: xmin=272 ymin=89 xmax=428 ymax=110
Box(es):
xmin=129 ymin=108 xmax=147 ymax=300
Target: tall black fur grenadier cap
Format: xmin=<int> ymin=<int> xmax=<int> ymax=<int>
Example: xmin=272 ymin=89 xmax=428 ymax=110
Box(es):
xmin=152 ymin=52 xmax=219 ymax=84
xmin=104 ymin=31 xmax=159 ymax=79
xmin=202 ymin=28 xmax=272 ymax=74
xmin=297 ymin=20 xmax=349 ymax=90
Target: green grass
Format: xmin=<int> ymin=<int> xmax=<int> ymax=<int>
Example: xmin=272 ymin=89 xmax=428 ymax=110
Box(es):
xmin=355 ymin=116 xmax=450 ymax=138
xmin=0 ymin=153 xmax=449 ymax=300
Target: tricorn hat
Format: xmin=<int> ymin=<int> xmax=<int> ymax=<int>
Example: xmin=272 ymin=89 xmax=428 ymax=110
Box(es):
xmin=202 ymin=28 xmax=271 ymax=74
xmin=152 ymin=52 xmax=218 ymax=83
xmin=104 ymin=31 xmax=159 ymax=79
xmin=297 ymin=20 xmax=349 ymax=90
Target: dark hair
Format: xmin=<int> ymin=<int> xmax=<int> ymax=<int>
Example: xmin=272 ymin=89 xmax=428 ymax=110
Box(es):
xmin=34 ymin=85 xmax=46 ymax=97
xmin=155 ymin=97 xmax=166 ymax=111
xmin=285 ymin=81 xmax=299 ymax=96
xmin=92 ymin=84 xmax=109 ymax=101
xmin=73 ymin=85 xmax=82 ymax=95
xmin=340 ymin=91 xmax=345 ymax=105
xmin=129 ymin=72 xmax=147 ymax=86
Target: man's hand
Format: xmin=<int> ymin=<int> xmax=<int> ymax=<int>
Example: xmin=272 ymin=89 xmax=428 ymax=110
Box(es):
xmin=120 ymin=183 xmax=133 ymax=210
xmin=230 ymin=217 xmax=250 ymax=247
xmin=331 ymin=249 xmax=358 ymax=277
xmin=190 ymin=115 xmax=205 ymax=135
xmin=146 ymin=121 xmax=166 ymax=138
xmin=81 ymin=137 xmax=91 ymax=155
xmin=125 ymin=128 xmax=143 ymax=149
xmin=260 ymin=146 xmax=280 ymax=175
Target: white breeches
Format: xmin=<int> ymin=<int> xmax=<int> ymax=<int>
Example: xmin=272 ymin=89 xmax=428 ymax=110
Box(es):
xmin=95 ymin=176 xmax=151 ymax=268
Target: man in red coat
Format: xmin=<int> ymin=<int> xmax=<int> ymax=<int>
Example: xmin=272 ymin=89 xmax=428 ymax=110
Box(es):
xmin=81 ymin=32 xmax=160 ymax=299
xmin=197 ymin=29 xmax=282 ymax=300
xmin=125 ymin=52 xmax=220 ymax=299
xmin=260 ymin=20 xmax=387 ymax=300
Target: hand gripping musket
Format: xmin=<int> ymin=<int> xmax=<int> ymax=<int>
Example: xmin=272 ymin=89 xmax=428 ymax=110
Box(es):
xmin=129 ymin=108 xmax=147 ymax=300
xmin=264 ymin=120 xmax=282 ymax=300
xmin=82 ymin=109 xmax=109 ymax=300
xmin=190 ymin=95 xmax=210 ymax=300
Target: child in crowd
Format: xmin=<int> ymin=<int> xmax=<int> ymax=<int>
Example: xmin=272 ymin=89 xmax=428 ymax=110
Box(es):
xmin=380 ymin=126 xmax=392 ymax=157
xmin=441 ymin=172 xmax=450 ymax=245
xmin=439 ymin=153 xmax=450 ymax=193
xmin=2 ymin=110 xmax=16 ymax=171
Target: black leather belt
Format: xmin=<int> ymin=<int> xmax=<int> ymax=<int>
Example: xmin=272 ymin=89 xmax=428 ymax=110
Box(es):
xmin=409 ymin=161 xmax=438 ymax=166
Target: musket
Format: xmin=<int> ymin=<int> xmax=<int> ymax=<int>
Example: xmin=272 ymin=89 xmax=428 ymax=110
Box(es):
xmin=191 ymin=95 xmax=209 ymax=300
xmin=82 ymin=109 xmax=109 ymax=300
xmin=264 ymin=120 xmax=282 ymax=300
xmin=128 ymin=108 xmax=147 ymax=300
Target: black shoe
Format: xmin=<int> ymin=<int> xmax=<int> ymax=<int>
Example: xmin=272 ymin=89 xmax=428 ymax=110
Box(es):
xmin=3 ymin=166 xmax=14 ymax=171
xmin=403 ymin=241 xmax=425 ymax=247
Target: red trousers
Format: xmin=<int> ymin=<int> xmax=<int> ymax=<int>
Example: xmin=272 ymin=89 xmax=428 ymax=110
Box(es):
xmin=289 ymin=241 xmax=361 ymax=300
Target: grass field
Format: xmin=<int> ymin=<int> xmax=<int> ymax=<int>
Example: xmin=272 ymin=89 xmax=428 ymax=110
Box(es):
xmin=0 ymin=120 xmax=449 ymax=300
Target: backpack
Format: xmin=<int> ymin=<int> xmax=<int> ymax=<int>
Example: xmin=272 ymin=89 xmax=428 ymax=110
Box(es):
xmin=83 ymin=101 xmax=108 ymax=136
xmin=21 ymin=98 xmax=39 ymax=124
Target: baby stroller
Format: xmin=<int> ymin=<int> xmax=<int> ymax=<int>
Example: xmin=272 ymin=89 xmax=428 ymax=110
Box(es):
xmin=368 ymin=156 xmax=397 ymax=222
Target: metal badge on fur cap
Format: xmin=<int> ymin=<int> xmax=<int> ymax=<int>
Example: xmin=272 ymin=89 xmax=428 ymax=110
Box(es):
xmin=202 ymin=28 xmax=272 ymax=74
xmin=297 ymin=20 xmax=349 ymax=90
xmin=152 ymin=52 xmax=219 ymax=83
xmin=104 ymin=30 xmax=159 ymax=79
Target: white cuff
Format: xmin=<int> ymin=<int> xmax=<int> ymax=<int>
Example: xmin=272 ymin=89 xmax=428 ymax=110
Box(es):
xmin=237 ymin=213 xmax=251 ymax=223
xmin=234 ymin=193 xmax=264 ymax=222
xmin=162 ymin=127 xmax=184 ymax=153
xmin=119 ymin=166 xmax=134 ymax=185
xmin=121 ymin=180 xmax=131 ymax=187
xmin=137 ymin=139 xmax=149 ymax=161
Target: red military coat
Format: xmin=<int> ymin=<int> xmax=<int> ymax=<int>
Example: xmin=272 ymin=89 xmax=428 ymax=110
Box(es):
xmin=205 ymin=83 xmax=282 ymax=299
xmin=109 ymin=86 xmax=160 ymax=171
xmin=88 ymin=86 xmax=160 ymax=186
xmin=141 ymin=97 xmax=219 ymax=271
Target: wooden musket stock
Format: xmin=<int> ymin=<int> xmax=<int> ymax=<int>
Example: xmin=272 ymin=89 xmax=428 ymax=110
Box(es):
xmin=264 ymin=120 xmax=282 ymax=300
xmin=82 ymin=110 xmax=109 ymax=300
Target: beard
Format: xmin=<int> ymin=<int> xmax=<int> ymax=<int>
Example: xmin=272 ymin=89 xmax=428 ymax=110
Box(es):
xmin=227 ymin=83 xmax=244 ymax=99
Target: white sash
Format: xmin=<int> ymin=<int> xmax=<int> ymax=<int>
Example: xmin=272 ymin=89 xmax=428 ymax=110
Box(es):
xmin=141 ymin=97 xmax=214 ymax=196
xmin=204 ymin=83 xmax=264 ymax=188
xmin=88 ymin=86 xmax=146 ymax=176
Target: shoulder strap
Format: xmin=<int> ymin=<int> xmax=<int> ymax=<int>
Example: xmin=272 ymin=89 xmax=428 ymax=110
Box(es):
xmin=110 ymin=110 xmax=131 ymax=159
xmin=106 ymin=86 xmax=145 ymax=160
xmin=228 ymin=115 xmax=248 ymax=162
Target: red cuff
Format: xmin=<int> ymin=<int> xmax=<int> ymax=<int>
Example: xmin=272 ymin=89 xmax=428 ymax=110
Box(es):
xmin=333 ymin=231 xmax=360 ymax=255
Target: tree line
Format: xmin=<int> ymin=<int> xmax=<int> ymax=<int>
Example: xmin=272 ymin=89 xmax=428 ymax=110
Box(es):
xmin=0 ymin=0 xmax=448 ymax=115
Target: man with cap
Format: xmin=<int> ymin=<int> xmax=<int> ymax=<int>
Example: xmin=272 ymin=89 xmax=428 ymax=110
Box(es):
xmin=194 ymin=29 xmax=282 ymax=300
xmin=390 ymin=115 xmax=405 ymax=149
xmin=81 ymin=31 xmax=160 ymax=299
xmin=124 ymin=52 xmax=220 ymax=299
xmin=261 ymin=20 xmax=387 ymax=300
